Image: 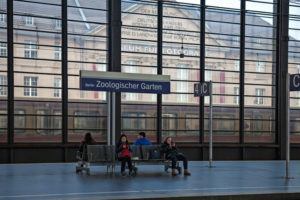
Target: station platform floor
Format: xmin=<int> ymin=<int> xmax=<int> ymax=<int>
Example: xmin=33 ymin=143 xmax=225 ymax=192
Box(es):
xmin=1 ymin=161 xmax=300 ymax=200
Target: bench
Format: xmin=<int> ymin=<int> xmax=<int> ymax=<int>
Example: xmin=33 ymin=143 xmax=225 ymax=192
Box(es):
xmin=76 ymin=145 xmax=182 ymax=175
xmin=76 ymin=145 xmax=114 ymax=175
xmin=113 ymin=145 xmax=181 ymax=174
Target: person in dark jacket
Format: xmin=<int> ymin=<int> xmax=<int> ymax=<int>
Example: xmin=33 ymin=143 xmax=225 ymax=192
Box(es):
xmin=116 ymin=134 xmax=136 ymax=176
xmin=133 ymin=132 xmax=152 ymax=146
xmin=79 ymin=132 xmax=96 ymax=161
xmin=161 ymin=137 xmax=191 ymax=176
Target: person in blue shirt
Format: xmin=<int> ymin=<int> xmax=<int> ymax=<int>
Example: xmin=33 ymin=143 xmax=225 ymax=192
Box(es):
xmin=133 ymin=132 xmax=152 ymax=146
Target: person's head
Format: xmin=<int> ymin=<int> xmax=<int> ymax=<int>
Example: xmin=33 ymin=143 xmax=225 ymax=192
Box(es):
xmin=138 ymin=132 xmax=146 ymax=139
xmin=165 ymin=137 xmax=172 ymax=145
xmin=119 ymin=134 xmax=128 ymax=144
xmin=84 ymin=132 xmax=93 ymax=143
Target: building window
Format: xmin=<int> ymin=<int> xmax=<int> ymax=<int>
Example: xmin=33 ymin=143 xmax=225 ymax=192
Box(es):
xmin=54 ymin=43 xmax=61 ymax=60
xmin=123 ymin=60 xmax=139 ymax=101
xmin=296 ymin=91 xmax=300 ymax=107
xmin=24 ymin=77 xmax=37 ymax=97
xmin=297 ymin=65 xmax=300 ymax=74
xmin=98 ymin=58 xmax=106 ymax=71
xmin=0 ymin=14 xmax=6 ymax=23
xmin=0 ymin=40 xmax=7 ymax=57
xmin=234 ymin=59 xmax=239 ymax=71
xmin=151 ymin=65 xmax=157 ymax=102
xmin=257 ymin=38 xmax=261 ymax=44
xmin=177 ymin=64 xmax=189 ymax=103
xmin=234 ymin=87 xmax=239 ymax=104
xmin=205 ymin=66 xmax=212 ymax=81
xmin=97 ymin=59 xmax=106 ymax=100
xmin=0 ymin=75 xmax=7 ymax=96
xmin=233 ymin=36 xmax=239 ymax=44
xmin=255 ymin=88 xmax=265 ymax=105
xmin=256 ymin=61 xmax=265 ymax=72
xmin=54 ymin=78 xmax=61 ymax=98
xmin=24 ymin=40 xmax=37 ymax=58
xmin=204 ymin=66 xmax=212 ymax=104
xmin=25 ymin=16 xmax=34 ymax=26
xmin=74 ymin=111 xmax=100 ymax=133
xmin=55 ymin=19 xmax=61 ymax=29
xmin=125 ymin=60 xmax=138 ymax=73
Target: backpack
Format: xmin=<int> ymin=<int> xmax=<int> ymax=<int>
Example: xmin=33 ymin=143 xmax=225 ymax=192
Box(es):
xmin=149 ymin=147 xmax=161 ymax=160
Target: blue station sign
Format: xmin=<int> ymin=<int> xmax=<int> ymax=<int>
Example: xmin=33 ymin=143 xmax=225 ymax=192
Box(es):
xmin=290 ymin=74 xmax=300 ymax=91
xmin=80 ymin=71 xmax=170 ymax=94
xmin=194 ymin=82 xmax=211 ymax=97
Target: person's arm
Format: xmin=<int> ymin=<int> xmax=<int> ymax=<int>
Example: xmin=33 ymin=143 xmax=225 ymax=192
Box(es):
xmin=116 ymin=144 xmax=123 ymax=153
xmin=160 ymin=143 xmax=168 ymax=153
xmin=79 ymin=142 xmax=84 ymax=152
xmin=133 ymin=139 xmax=139 ymax=146
xmin=129 ymin=145 xmax=132 ymax=152
xmin=173 ymin=146 xmax=179 ymax=153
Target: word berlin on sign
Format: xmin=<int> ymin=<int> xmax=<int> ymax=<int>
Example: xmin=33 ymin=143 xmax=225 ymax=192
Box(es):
xmin=194 ymin=82 xmax=211 ymax=97
xmin=80 ymin=71 xmax=171 ymax=94
xmin=290 ymin=74 xmax=300 ymax=91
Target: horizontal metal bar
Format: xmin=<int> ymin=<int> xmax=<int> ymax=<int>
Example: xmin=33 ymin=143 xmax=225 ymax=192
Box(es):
xmin=14 ymin=0 xmax=61 ymax=7
xmin=246 ymin=0 xmax=277 ymax=5
xmin=67 ymin=19 xmax=108 ymax=26
xmin=14 ymin=71 xmax=61 ymax=76
xmin=14 ymin=28 xmax=61 ymax=34
xmin=13 ymin=13 xmax=61 ymax=20
xmin=67 ymin=5 xmax=108 ymax=12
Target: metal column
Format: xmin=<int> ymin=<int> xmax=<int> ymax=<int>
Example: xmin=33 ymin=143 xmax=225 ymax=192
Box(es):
xmin=110 ymin=0 xmax=122 ymax=144
xmin=286 ymin=74 xmax=290 ymax=178
xmin=107 ymin=92 xmax=111 ymax=145
xmin=200 ymin=0 xmax=205 ymax=145
xmin=7 ymin=0 xmax=14 ymax=162
xmin=239 ymin=0 xmax=245 ymax=158
xmin=278 ymin=0 xmax=289 ymax=160
xmin=209 ymin=81 xmax=213 ymax=167
xmin=61 ymin=0 xmax=68 ymax=161
xmin=62 ymin=0 xmax=68 ymax=147
xmin=157 ymin=0 xmax=163 ymax=144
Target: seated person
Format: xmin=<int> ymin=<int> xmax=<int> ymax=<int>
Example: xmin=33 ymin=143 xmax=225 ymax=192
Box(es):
xmin=116 ymin=134 xmax=137 ymax=176
xmin=79 ymin=132 xmax=96 ymax=161
xmin=161 ymin=137 xmax=191 ymax=176
xmin=133 ymin=132 xmax=152 ymax=146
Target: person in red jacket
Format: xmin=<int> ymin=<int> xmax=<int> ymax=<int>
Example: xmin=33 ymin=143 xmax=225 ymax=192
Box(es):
xmin=116 ymin=134 xmax=134 ymax=176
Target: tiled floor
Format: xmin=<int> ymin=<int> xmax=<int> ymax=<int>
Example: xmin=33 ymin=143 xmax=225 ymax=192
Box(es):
xmin=1 ymin=161 xmax=300 ymax=200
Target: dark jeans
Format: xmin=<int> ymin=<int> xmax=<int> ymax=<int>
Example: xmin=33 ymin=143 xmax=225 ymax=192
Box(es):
xmin=168 ymin=153 xmax=188 ymax=170
xmin=119 ymin=156 xmax=133 ymax=172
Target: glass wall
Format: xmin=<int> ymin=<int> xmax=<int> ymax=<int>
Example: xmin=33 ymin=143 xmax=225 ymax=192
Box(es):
xmin=121 ymin=0 xmax=158 ymax=143
xmin=1 ymin=0 xmax=288 ymax=146
xmin=67 ymin=0 xmax=108 ymax=142
xmin=162 ymin=1 xmax=200 ymax=143
xmin=13 ymin=0 xmax=62 ymax=142
xmin=289 ymin=0 xmax=300 ymax=143
xmin=0 ymin=0 xmax=6 ymax=143
xmin=0 ymin=0 xmax=108 ymax=143
xmin=205 ymin=0 xmax=240 ymax=143
xmin=244 ymin=0 xmax=276 ymax=143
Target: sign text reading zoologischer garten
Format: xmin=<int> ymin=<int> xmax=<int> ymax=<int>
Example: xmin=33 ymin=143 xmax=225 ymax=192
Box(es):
xmin=80 ymin=71 xmax=170 ymax=94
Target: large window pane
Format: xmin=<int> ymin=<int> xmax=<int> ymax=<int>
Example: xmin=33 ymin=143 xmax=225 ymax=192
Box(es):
xmin=12 ymin=1 xmax=62 ymax=143
xmin=67 ymin=1 xmax=108 ymax=142
xmin=289 ymin=1 xmax=300 ymax=143
xmin=244 ymin=0 xmax=276 ymax=143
